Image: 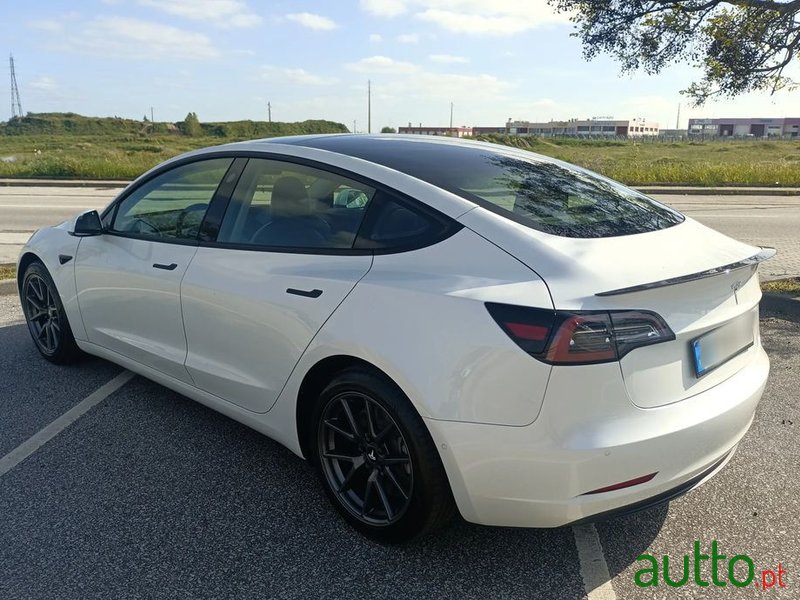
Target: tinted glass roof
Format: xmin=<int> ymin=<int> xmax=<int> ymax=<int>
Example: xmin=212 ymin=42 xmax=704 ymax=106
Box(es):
xmin=267 ymin=134 xmax=493 ymax=166
xmin=265 ymin=135 xmax=684 ymax=238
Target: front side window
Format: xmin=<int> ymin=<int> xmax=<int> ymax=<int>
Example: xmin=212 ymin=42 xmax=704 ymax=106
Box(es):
xmin=112 ymin=158 xmax=233 ymax=240
xmin=218 ymin=159 xmax=376 ymax=249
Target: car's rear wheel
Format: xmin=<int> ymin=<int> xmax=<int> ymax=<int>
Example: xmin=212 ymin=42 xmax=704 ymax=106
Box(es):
xmin=21 ymin=261 xmax=82 ymax=364
xmin=311 ymin=368 xmax=455 ymax=543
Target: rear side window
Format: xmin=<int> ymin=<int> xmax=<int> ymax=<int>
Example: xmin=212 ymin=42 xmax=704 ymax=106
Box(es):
xmin=355 ymin=194 xmax=448 ymax=250
xmin=217 ymin=158 xmax=376 ymax=249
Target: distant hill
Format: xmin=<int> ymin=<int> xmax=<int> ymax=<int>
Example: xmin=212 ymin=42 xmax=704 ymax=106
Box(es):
xmin=0 ymin=112 xmax=349 ymax=137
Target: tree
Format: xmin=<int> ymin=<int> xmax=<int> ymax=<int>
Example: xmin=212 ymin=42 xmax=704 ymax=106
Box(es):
xmin=380 ymin=126 xmax=397 ymax=133
xmin=181 ymin=112 xmax=202 ymax=136
xmin=548 ymin=0 xmax=800 ymax=104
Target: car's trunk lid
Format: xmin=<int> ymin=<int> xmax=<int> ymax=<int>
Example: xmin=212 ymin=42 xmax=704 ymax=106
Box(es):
xmin=459 ymin=209 xmax=770 ymax=408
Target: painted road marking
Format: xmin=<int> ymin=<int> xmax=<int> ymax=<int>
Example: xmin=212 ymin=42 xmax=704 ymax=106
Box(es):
xmin=573 ymin=523 xmax=617 ymax=600
xmin=0 ymin=370 xmax=135 ymax=477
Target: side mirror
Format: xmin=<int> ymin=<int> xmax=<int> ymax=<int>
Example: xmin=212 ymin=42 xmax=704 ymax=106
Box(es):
xmin=72 ymin=210 xmax=104 ymax=236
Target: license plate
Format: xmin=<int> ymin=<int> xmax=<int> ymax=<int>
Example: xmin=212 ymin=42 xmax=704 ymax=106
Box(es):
xmin=691 ymin=314 xmax=755 ymax=378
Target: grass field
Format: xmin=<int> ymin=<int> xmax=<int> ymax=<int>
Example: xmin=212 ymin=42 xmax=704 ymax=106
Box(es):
xmin=0 ymin=134 xmax=239 ymax=180
xmin=2 ymin=131 xmax=800 ymax=186
xmin=473 ymin=134 xmax=800 ymax=187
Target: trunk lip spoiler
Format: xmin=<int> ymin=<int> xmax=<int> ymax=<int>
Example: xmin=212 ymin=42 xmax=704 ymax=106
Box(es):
xmin=595 ymin=247 xmax=776 ymax=297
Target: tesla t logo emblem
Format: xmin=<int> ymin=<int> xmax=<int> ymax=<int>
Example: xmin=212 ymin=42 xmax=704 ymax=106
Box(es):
xmin=731 ymin=281 xmax=742 ymax=304
xmin=367 ymin=449 xmax=376 ymax=461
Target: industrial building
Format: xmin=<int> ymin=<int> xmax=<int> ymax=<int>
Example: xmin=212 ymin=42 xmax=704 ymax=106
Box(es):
xmin=688 ymin=117 xmax=800 ymax=138
xmin=506 ymin=118 xmax=659 ymax=137
xmin=397 ymin=126 xmax=474 ymax=137
xmin=397 ymin=118 xmax=660 ymax=138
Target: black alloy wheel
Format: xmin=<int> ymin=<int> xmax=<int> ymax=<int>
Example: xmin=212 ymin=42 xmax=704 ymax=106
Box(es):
xmin=21 ymin=262 xmax=81 ymax=364
xmin=319 ymin=391 xmax=414 ymax=525
xmin=312 ymin=369 xmax=455 ymax=543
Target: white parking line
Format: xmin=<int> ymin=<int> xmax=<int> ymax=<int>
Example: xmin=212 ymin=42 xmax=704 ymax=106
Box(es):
xmin=572 ymin=523 xmax=617 ymax=600
xmin=0 ymin=370 xmax=134 ymax=477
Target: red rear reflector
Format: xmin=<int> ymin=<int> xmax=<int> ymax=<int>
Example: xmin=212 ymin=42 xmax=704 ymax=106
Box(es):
xmin=505 ymin=322 xmax=549 ymax=341
xmin=581 ymin=472 xmax=658 ymax=496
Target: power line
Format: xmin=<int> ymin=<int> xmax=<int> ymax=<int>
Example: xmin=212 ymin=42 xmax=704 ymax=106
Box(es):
xmin=9 ymin=54 xmax=23 ymax=118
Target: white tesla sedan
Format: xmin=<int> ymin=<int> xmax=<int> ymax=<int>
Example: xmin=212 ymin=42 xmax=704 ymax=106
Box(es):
xmin=17 ymin=135 xmax=772 ymax=542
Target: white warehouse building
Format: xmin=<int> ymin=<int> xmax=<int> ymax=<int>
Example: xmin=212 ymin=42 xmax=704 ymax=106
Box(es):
xmin=506 ymin=118 xmax=659 ymax=137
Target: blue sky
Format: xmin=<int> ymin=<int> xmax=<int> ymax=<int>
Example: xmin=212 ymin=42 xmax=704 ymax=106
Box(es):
xmin=3 ymin=0 xmax=799 ymax=130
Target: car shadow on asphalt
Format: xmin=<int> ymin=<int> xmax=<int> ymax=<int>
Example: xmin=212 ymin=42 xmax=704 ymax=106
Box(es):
xmin=0 ymin=335 xmax=668 ymax=600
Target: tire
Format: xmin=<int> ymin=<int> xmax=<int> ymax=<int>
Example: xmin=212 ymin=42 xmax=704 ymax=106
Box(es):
xmin=310 ymin=368 xmax=456 ymax=543
xmin=20 ymin=261 xmax=82 ymax=364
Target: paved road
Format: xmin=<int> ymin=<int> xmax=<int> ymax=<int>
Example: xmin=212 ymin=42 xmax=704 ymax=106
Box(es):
xmin=1 ymin=187 xmax=799 ymax=280
xmin=0 ymin=187 xmax=113 ymax=263
xmin=665 ymin=195 xmax=800 ymax=280
xmin=1 ymin=298 xmax=797 ymax=599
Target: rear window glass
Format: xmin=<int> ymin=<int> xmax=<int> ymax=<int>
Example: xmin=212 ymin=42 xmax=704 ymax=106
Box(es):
xmin=293 ymin=139 xmax=684 ymax=238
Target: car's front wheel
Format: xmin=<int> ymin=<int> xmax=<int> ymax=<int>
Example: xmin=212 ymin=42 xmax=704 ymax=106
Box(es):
xmin=21 ymin=261 xmax=82 ymax=364
xmin=311 ymin=368 xmax=455 ymax=543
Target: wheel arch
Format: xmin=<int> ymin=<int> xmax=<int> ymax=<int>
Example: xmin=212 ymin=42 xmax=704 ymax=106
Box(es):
xmin=17 ymin=251 xmax=44 ymax=292
xmin=295 ymin=354 xmax=422 ymax=460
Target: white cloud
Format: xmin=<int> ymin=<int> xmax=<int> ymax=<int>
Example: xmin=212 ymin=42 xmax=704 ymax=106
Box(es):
xmin=417 ymin=7 xmax=566 ymax=35
xmin=285 ymin=12 xmax=338 ymax=30
xmin=29 ymin=19 xmax=64 ymax=33
xmin=138 ymin=0 xmax=262 ymax=28
xmin=369 ymin=33 xmax=383 ymax=42
xmin=346 ymin=55 xmax=419 ymax=74
xmin=261 ymin=66 xmax=338 ymax=86
xmin=62 ymin=17 xmax=219 ymax=60
xmin=29 ymin=76 xmax=58 ymax=92
xmin=361 ymin=1 xmax=568 ymax=35
xmin=397 ymin=33 xmax=420 ymax=43
xmin=360 ymin=0 xmax=408 ymax=17
xmin=429 ymin=53 xmax=468 ymax=63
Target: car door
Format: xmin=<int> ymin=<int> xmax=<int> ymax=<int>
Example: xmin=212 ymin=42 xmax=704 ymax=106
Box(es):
xmin=181 ymin=157 xmax=375 ymax=413
xmin=74 ymin=157 xmax=236 ymax=383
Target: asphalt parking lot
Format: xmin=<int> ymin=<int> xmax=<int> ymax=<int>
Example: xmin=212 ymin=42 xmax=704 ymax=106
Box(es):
xmin=1 ymin=298 xmax=798 ymax=599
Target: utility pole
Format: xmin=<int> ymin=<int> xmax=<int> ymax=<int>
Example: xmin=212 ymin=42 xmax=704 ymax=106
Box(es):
xmin=367 ymin=80 xmax=371 ymax=134
xmin=267 ymin=101 xmax=272 ymax=123
xmin=676 ymin=102 xmax=681 ymax=130
xmin=449 ymin=101 xmax=453 ymax=129
xmin=150 ymin=106 xmax=154 ymax=123
xmin=9 ymin=54 xmax=23 ymax=118
xmin=353 ymin=119 xmax=356 ymax=134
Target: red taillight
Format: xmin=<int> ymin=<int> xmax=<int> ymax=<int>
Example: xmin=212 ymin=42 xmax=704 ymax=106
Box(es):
xmin=485 ymin=303 xmax=674 ymax=365
xmin=505 ymin=322 xmax=549 ymax=342
xmin=544 ymin=313 xmax=616 ymax=364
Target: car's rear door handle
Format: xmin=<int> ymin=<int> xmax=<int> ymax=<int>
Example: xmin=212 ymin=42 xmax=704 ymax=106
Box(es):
xmin=153 ymin=263 xmax=178 ymax=271
xmin=286 ymin=288 xmax=323 ymax=298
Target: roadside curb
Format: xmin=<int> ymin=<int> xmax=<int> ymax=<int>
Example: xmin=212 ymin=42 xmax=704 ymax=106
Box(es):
xmin=0 ymin=179 xmax=128 ymax=189
xmin=638 ymin=187 xmax=800 ymax=196
xmin=761 ymin=293 xmax=800 ymax=322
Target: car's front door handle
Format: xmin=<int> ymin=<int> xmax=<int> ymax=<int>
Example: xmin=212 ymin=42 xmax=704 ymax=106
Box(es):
xmin=153 ymin=263 xmax=178 ymax=271
xmin=286 ymin=288 xmax=323 ymax=298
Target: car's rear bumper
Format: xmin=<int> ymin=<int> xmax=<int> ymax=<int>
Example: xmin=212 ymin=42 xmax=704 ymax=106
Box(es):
xmin=424 ymin=346 xmax=768 ymax=528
